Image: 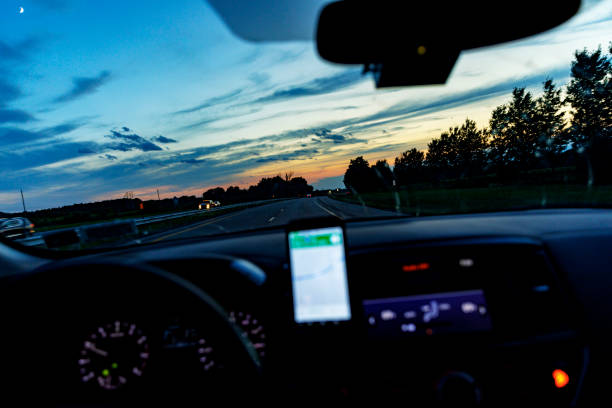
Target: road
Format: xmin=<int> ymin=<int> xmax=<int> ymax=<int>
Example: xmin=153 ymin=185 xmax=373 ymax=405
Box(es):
xmin=143 ymin=197 xmax=398 ymax=243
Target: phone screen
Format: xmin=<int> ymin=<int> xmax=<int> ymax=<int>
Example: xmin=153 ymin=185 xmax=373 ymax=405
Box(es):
xmin=288 ymin=226 xmax=351 ymax=323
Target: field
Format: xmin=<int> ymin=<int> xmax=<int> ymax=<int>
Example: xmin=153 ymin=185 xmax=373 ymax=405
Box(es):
xmin=331 ymin=184 xmax=612 ymax=216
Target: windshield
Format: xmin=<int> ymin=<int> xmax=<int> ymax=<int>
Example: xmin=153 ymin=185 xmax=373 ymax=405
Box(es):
xmin=1 ymin=0 xmax=611 ymax=250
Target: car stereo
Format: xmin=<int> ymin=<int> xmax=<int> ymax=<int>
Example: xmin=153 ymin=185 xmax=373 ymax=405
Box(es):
xmin=363 ymin=289 xmax=492 ymax=337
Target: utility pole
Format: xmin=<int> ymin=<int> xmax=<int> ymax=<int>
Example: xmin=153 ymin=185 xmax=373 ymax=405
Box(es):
xmin=157 ymin=189 xmax=160 ymax=200
xmin=20 ymin=189 xmax=27 ymax=214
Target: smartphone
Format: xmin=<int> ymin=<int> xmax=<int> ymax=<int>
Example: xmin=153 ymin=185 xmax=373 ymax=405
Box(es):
xmin=287 ymin=222 xmax=351 ymax=324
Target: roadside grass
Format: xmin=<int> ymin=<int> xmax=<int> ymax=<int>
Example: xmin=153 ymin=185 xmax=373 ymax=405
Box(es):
xmin=330 ymin=184 xmax=612 ymax=216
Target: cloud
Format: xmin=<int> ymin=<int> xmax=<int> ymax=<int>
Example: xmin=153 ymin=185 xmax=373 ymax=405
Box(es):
xmin=255 ymin=148 xmax=319 ymax=163
xmin=385 ymin=67 xmax=571 ymax=119
xmin=43 ymin=121 xmax=84 ymax=137
xmin=175 ymin=117 xmax=219 ymax=132
xmin=128 ymin=127 xmax=365 ymax=171
xmin=248 ymin=72 xmax=270 ymax=85
xmin=77 ymin=146 xmax=96 ymax=154
xmin=151 ymin=135 xmax=177 ymax=144
xmin=1 ymin=141 xmax=101 ymax=172
xmin=0 ymin=127 xmax=41 ymax=145
xmin=180 ymin=158 xmax=206 ymax=164
xmin=101 ymin=154 xmax=117 ymax=161
xmin=314 ymin=128 xmax=351 ymax=144
xmin=0 ymin=79 xmax=21 ymax=106
xmin=0 ymin=37 xmax=42 ymax=63
xmin=358 ymin=142 xmax=414 ymax=155
xmin=104 ymin=128 xmax=163 ymax=152
xmin=0 ymin=109 xmax=36 ymax=124
xmin=0 ymin=120 xmax=83 ymax=145
xmin=328 ymin=65 xmax=573 ymax=135
xmin=252 ymin=69 xmax=365 ymax=104
xmin=53 ymin=70 xmax=112 ymax=104
xmin=173 ymin=89 xmax=243 ymax=115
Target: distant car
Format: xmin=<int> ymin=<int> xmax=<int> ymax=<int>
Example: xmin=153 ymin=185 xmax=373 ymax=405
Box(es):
xmin=199 ymin=200 xmax=214 ymax=210
xmin=0 ymin=217 xmax=46 ymax=247
xmin=214 ymin=201 xmax=221 ymax=207
xmin=0 ymin=217 xmax=35 ymax=240
xmin=306 ymin=194 xmax=312 ymax=198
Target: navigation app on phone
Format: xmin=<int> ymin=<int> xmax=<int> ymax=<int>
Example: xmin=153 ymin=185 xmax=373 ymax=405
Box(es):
xmin=289 ymin=226 xmax=351 ymax=323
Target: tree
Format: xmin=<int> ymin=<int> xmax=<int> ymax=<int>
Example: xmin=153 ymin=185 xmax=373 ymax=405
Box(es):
xmin=393 ymin=148 xmax=425 ymax=185
xmin=565 ymin=47 xmax=612 ymax=184
xmin=534 ymin=79 xmax=567 ymax=167
xmin=289 ymin=176 xmax=314 ymax=196
xmin=203 ymin=187 xmax=225 ymax=202
xmin=488 ymin=88 xmax=539 ymax=172
xmin=566 ymin=47 xmax=611 ymax=148
xmin=343 ymin=156 xmax=378 ymax=192
xmin=372 ymin=160 xmax=394 ymax=189
xmin=425 ymin=118 xmax=488 ymax=181
xmin=425 ymin=132 xmax=455 ymax=181
xmin=451 ymin=119 xmax=488 ymax=177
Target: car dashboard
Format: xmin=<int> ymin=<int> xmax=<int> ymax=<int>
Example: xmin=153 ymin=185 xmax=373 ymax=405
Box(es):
xmin=1 ymin=208 xmax=611 ymax=406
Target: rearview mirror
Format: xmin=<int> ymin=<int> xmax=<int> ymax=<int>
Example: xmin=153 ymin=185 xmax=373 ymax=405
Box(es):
xmin=316 ymin=1 xmax=581 ymax=87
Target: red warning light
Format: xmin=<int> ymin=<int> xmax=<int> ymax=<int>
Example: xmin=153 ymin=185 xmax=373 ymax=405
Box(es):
xmin=402 ymin=262 xmax=430 ymax=272
xmin=552 ymin=369 xmax=569 ymax=388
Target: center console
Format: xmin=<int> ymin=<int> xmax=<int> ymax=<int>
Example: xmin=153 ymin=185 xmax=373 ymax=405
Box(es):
xmin=284 ymin=233 xmax=586 ymax=406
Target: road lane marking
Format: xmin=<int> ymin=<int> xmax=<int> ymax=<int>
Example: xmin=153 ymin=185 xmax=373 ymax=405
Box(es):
xmin=150 ymin=211 xmax=245 ymax=243
xmin=314 ymin=199 xmax=343 ymax=219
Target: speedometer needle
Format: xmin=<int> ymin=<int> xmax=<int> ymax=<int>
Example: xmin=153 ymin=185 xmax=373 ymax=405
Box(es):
xmin=89 ymin=346 xmax=109 ymax=357
xmin=84 ymin=341 xmax=109 ymax=357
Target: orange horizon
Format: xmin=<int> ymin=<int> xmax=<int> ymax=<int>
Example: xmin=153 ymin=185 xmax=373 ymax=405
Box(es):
xmin=90 ymin=146 xmax=414 ymax=203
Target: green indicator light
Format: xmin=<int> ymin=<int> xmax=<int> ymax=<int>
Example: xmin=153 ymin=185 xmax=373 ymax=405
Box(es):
xmin=111 ymin=363 xmax=118 ymax=369
xmin=102 ymin=369 xmax=110 ymax=377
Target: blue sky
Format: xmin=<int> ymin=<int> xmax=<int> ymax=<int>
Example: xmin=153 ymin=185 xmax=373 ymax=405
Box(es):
xmin=0 ymin=0 xmax=611 ymax=212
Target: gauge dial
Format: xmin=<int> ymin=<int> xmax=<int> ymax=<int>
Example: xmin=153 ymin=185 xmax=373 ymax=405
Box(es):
xmin=79 ymin=321 xmax=149 ymax=390
xmin=228 ymin=311 xmax=266 ymax=358
xmin=161 ymin=322 xmax=217 ymax=372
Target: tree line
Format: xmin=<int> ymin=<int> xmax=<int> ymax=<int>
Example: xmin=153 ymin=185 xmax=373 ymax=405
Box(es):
xmin=344 ymin=44 xmax=612 ymax=193
xmin=19 ymin=174 xmax=313 ymax=228
xmin=202 ymin=173 xmax=313 ymax=203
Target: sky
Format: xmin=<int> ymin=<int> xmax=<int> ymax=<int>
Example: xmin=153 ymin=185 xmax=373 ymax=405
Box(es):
xmin=0 ymin=0 xmax=611 ymax=212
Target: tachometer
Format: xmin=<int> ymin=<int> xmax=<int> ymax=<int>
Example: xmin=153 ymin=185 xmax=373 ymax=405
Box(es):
xmin=79 ymin=321 xmax=149 ymax=390
xmin=228 ymin=311 xmax=266 ymax=358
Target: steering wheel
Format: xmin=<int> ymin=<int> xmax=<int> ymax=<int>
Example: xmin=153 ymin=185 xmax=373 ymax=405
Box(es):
xmin=0 ymin=259 xmax=262 ymax=404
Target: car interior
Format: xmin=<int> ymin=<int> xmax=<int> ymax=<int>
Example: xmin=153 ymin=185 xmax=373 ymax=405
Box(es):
xmin=0 ymin=0 xmax=610 ymax=406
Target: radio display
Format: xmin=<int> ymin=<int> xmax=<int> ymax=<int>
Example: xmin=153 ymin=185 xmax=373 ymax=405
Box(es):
xmin=363 ymin=290 xmax=491 ymax=337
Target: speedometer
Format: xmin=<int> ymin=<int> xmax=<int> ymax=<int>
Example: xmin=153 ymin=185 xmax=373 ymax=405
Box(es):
xmin=79 ymin=321 xmax=149 ymax=390
xmin=228 ymin=311 xmax=266 ymax=358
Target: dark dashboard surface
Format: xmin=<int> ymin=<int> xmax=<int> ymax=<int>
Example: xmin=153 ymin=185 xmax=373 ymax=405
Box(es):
xmin=1 ymin=208 xmax=611 ymax=406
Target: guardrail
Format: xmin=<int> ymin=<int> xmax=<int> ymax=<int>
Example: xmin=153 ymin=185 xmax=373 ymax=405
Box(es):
xmin=133 ymin=198 xmax=283 ymax=226
xmin=34 ymin=198 xmax=284 ymax=249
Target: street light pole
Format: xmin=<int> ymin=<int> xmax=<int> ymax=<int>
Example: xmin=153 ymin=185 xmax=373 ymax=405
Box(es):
xmin=20 ymin=189 xmax=27 ymax=214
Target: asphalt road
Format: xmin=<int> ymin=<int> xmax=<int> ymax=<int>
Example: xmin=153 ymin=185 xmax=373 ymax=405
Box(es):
xmin=144 ymin=197 xmax=398 ymax=243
